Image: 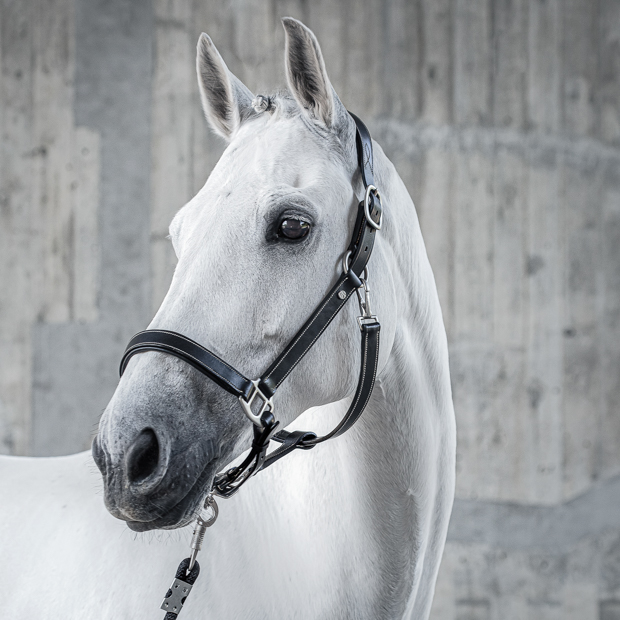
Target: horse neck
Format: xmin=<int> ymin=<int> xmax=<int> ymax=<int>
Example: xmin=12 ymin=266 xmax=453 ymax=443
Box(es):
xmin=341 ymin=149 xmax=455 ymax=614
xmin=370 ymin=142 xmax=453 ymax=437
xmin=352 ymin=261 xmax=453 ymax=503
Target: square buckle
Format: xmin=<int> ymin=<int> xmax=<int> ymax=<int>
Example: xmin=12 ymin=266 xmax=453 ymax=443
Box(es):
xmin=239 ymin=380 xmax=273 ymax=427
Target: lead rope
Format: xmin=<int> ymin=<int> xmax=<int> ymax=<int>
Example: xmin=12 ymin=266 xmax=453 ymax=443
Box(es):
xmin=160 ymin=495 xmax=218 ymax=618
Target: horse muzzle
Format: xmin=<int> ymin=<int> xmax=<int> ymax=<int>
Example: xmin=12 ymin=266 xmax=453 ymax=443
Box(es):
xmin=92 ymin=427 xmax=221 ymax=531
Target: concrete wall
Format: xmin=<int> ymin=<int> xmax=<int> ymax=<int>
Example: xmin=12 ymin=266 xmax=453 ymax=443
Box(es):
xmin=1 ymin=0 xmax=619 ymax=617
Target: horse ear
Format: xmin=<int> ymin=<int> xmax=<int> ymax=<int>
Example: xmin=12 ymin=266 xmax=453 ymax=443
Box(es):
xmin=196 ymin=33 xmax=255 ymax=140
xmin=282 ymin=17 xmax=349 ymax=132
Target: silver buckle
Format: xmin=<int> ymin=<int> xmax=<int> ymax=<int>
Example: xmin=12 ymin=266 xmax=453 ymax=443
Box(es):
xmin=357 ymin=315 xmax=378 ymax=330
xmin=364 ymin=185 xmax=382 ymax=230
xmin=239 ymin=380 xmax=273 ymax=427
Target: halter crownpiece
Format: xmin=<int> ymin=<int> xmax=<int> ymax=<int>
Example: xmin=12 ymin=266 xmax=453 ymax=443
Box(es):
xmin=119 ymin=112 xmax=383 ymax=618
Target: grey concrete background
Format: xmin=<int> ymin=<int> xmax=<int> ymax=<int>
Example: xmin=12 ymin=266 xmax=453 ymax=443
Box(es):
xmin=1 ymin=0 xmax=619 ymax=617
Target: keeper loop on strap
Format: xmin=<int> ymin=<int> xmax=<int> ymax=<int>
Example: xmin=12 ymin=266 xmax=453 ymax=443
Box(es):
xmin=348 ymin=268 xmax=362 ymax=289
xmin=262 ymin=430 xmax=318 ymax=469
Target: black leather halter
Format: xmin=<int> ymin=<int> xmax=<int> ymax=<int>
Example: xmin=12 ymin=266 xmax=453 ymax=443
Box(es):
xmin=120 ymin=112 xmax=383 ymax=498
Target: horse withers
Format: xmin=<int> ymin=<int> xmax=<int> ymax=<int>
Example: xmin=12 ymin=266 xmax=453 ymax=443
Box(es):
xmin=0 ymin=18 xmax=455 ymax=620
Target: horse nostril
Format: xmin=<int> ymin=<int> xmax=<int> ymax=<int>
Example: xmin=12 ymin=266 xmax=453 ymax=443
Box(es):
xmin=126 ymin=428 xmax=160 ymax=484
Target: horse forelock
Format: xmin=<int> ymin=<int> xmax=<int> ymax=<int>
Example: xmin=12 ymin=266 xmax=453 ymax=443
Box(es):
xmin=238 ymin=88 xmax=352 ymax=163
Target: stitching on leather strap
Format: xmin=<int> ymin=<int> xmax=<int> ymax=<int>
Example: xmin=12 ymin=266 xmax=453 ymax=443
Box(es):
xmin=347 ymin=331 xmax=369 ymax=417
xmin=329 ymin=328 xmax=370 ymax=441
xmin=359 ymin=330 xmax=379 ymax=415
xmin=272 ymin=286 xmax=357 ymax=388
xmin=307 ymin=325 xmax=376 ymax=446
xmin=266 ymin=280 xmax=353 ymax=382
xmin=132 ymin=330 xmax=245 ymax=378
xmin=124 ymin=342 xmax=241 ymax=395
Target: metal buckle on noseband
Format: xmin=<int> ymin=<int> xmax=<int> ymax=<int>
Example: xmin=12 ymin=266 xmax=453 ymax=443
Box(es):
xmin=364 ymin=185 xmax=382 ymax=230
xmin=239 ymin=379 xmax=273 ymax=427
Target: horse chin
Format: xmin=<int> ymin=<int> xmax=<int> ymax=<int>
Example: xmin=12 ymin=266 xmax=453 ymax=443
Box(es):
xmin=125 ymin=510 xmax=195 ymax=532
xmin=123 ymin=455 xmax=220 ymax=532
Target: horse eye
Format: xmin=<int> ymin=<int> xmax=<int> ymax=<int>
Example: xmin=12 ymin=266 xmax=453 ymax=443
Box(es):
xmin=278 ymin=219 xmax=311 ymax=240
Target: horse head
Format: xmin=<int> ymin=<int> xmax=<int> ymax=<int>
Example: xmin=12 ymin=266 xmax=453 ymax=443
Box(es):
xmin=93 ymin=18 xmax=397 ymax=532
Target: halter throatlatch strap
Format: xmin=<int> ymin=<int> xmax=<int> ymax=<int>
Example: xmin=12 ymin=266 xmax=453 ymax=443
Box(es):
xmin=119 ymin=112 xmax=383 ymax=499
xmin=264 ymin=321 xmax=380 ymax=468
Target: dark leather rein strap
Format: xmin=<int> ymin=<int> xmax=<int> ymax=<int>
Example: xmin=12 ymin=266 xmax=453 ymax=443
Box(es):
xmin=119 ymin=112 xmax=383 ymax=499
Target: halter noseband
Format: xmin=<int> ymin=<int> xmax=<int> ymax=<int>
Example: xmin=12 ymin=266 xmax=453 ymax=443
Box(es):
xmin=119 ymin=112 xmax=382 ymax=499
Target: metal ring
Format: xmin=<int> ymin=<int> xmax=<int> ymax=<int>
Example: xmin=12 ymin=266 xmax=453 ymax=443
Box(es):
xmin=200 ymin=495 xmax=219 ymax=527
xmin=342 ymin=250 xmax=369 ymax=280
xmin=364 ymin=185 xmax=382 ymax=230
xmin=342 ymin=250 xmax=352 ymax=273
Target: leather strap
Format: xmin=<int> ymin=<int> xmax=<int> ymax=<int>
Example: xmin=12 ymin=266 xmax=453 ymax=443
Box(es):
xmin=263 ymin=320 xmax=380 ymax=469
xmin=349 ymin=111 xmax=375 ymax=188
xmin=120 ymin=330 xmax=254 ymax=400
xmin=258 ymin=270 xmax=362 ymax=397
xmin=211 ymin=320 xmax=380 ymax=494
xmin=212 ymin=410 xmax=281 ymax=498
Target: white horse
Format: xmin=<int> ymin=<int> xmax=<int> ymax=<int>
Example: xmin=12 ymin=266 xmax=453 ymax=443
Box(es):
xmin=0 ymin=18 xmax=455 ymax=619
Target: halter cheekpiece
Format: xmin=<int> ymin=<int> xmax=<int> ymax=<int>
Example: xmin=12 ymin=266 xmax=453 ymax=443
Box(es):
xmin=119 ymin=112 xmax=383 ymax=619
